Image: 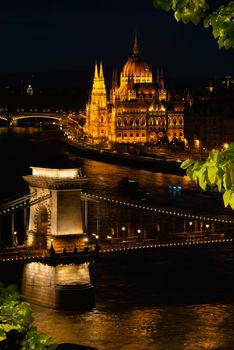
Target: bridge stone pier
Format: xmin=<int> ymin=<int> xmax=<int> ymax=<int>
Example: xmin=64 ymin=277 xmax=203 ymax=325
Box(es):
xmin=21 ymin=167 xmax=95 ymax=310
xmin=23 ymin=166 xmax=88 ymax=252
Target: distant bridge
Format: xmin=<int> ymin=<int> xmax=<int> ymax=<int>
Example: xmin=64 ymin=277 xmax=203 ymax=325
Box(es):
xmin=0 ymin=108 xmax=86 ymax=126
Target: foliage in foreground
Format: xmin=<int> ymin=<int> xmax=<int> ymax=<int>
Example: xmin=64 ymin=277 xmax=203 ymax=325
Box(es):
xmin=0 ymin=282 xmax=57 ymax=350
xmin=181 ymin=143 xmax=234 ymax=210
xmin=152 ymin=0 xmax=234 ymax=49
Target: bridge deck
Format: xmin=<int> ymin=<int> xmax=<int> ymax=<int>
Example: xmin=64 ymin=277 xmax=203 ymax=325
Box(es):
xmin=0 ymin=234 xmax=233 ymax=263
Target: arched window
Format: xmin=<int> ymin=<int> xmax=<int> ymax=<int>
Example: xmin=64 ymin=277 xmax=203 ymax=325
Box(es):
xmin=129 ymin=118 xmax=133 ymax=126
xmin=117 ymin=118 xmax=121 ymax=126
xmin=148 ymin=117 xmax=153 ymax=126
xmin=179 ymin=117 xmax=183 ymax=125
xmin=173 ymin=118 xmax=177 ymax=125
xmin=124 ymin=118 xmax=128 ymax=126
xmin=141 ymin=117 xmax=146 ymax=126
xmin=135 ymin=118 xmax=139 ymax=126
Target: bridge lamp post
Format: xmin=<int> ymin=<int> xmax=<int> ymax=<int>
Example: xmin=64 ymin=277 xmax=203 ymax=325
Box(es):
xmin=188 ymin=221 xmax=193 ymax=239
xmin=13 ymin=231 xmax=18 ymax=247
xmin=137 ymin=229 xmax=142 ymax=240
xmin=205 ymin=224 xmax=210 ymax=234
xmin=121 ymin=226 xmax=126 ymax=239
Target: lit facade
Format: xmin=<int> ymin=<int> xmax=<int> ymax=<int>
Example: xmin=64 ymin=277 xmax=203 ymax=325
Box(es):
xmin=85 ymin=34 xmax=186 ymax=144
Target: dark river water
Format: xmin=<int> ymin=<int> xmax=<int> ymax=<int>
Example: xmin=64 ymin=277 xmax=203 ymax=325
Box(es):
xmin=1 ymin=126 xmax=234 ymax=350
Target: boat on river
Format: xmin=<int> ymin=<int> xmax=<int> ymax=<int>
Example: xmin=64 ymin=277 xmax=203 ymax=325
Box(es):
xmin=118 ymin=177 xmax=139 ymax=190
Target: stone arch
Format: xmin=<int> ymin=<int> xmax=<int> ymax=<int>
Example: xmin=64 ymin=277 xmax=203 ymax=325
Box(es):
xmin=148 ymin=117 xmax=153 ymax=126
xmin=30 ymin=203 xmax=51 ymax=249
xmin=34 ymin=203 xmax=51 ymax=235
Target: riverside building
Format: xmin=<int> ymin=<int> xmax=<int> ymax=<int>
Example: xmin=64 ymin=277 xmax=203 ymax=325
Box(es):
xmin=85 ymin=34 xmax=186 ymax=145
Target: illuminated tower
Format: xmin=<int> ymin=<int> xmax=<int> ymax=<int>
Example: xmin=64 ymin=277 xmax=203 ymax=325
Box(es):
xmin=90 ymin=61 xmax=107 ymax=107
xmin=85 ymin=61 xmax=111 ymax=141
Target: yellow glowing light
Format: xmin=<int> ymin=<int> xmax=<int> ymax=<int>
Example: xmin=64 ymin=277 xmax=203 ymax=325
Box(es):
xmin=223 ymin=143 xmax=229 ymax=150
xmin=31 ymin=167 xmax=80 ymax=179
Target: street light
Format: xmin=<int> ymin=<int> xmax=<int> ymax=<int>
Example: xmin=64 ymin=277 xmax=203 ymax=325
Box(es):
xmin=14 ymin=231 xmax=18 ymax=247
xmin=188 ymin=222 xmax=193 ymax=239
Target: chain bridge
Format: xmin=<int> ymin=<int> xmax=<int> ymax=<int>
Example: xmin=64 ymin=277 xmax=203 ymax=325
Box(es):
xmin=0 ymin=167 xmax=233 ymax=264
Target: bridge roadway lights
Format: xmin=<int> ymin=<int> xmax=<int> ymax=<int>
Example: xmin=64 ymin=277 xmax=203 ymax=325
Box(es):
xmin=99 ymin=238 xmax=233 ymax=254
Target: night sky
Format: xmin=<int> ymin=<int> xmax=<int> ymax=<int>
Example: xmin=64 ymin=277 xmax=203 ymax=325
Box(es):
xmin=0 ymin=0 xmax=233 ymax=82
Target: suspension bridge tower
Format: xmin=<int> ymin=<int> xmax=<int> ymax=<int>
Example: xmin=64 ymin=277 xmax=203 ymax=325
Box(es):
xmin=23 ymin=167 xmax=88 ymax=251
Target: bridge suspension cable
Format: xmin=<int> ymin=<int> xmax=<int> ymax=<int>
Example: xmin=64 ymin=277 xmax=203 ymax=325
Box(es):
xmin=0 ymin=192 xmax=51 ymax=215
xmin=81 ymin=192 xmax=234 ymax=225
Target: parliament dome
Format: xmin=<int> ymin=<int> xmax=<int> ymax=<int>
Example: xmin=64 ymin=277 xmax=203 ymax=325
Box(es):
xmin=122 ymin=56 xmax=151 ymax=78
xmin=120 ymin=34 xmax=153 ymax=82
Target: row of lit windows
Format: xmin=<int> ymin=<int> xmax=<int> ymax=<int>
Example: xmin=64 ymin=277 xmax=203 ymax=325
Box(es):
xmin=168 ymin=132 xmax=183 ymax=138
xmin=148 ymin=117 xmax=166 ymax=126
xmin=168 ymin=117 xmax=183 ymax=125
xmin=116 ymin=116 xmax=183 ymax=126
xmin=116 ymin=131 xmax=184 ymax=139
xmin=117 ymin=132 xmax=146 ymax=138
xmin=117 ymin=117 xmax=146 ymax=126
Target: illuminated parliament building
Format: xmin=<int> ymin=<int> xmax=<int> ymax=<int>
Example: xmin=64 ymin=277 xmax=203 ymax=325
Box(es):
xmin=85 ymin=34 xmax=186 ymax=145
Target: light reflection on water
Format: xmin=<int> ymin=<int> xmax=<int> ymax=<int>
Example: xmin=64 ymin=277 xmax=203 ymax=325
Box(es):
xmin=31 ymin=246 xmax=234 ymax=350
xmin=31 ymin=303 xmax=234 ymax=350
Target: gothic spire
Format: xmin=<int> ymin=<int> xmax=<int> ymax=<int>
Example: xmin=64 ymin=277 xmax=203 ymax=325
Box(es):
xmin=133 ymin=32 xmax=140 ymax=56
xmin=111 ymin=69 xmax=118 ymax=89
xmin=94 ymin=61 xmax=99 ymax=79
xmin=160 ymin=67 xmax=165 ymax=90
xmin=99 ymin=61 xmax=104 ymax=80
